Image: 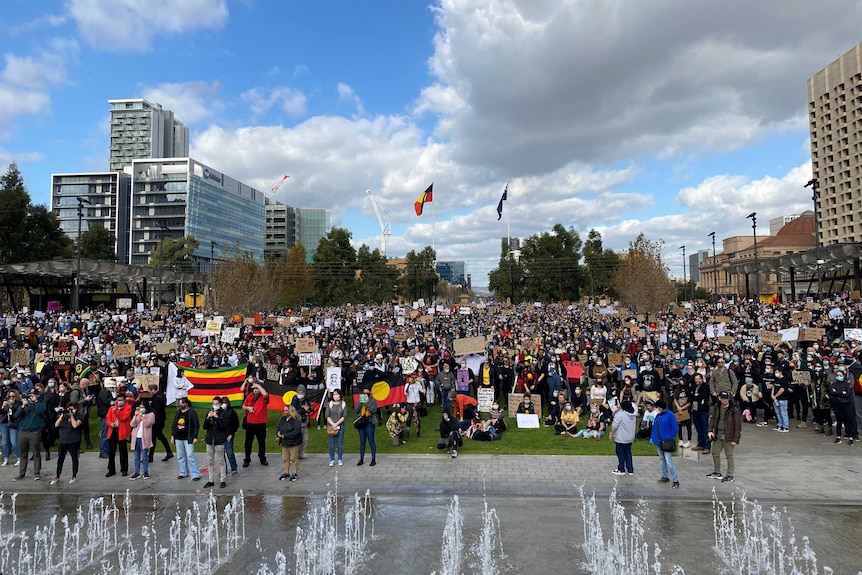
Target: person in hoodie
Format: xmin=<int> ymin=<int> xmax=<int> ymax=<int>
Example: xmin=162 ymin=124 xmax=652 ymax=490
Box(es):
xmin=611 ymin=400 xmax=637 ymax=475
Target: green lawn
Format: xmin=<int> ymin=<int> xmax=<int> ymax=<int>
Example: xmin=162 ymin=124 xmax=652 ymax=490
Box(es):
xmin=103 ymin=404 xmax=657 ymax=457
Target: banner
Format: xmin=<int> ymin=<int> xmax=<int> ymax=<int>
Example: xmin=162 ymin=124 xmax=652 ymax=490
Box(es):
xmin=326 ymin=366 xmax=342 ymax=392
xmin=51 ymin=340 xmax=75 ymax=366
xmin=221 ymin=327 xmax=240 ymax=343
xmin=452 ymin=336 xmax=486 ymax=356
xmin=73 ymin=357 xmax=92 ymax=380
xmin=353 ymin=371 xmax=407 ymax=409
xmin=113 ymin=343 xmax=136 ymax=358
xmin=477 ymin=387 xmax=495 ymax=412
xmin=171 ymin=363 xmax=246 ymax=409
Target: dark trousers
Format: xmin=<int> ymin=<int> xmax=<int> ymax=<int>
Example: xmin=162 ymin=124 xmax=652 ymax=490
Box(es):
xmin=615 ymin=442 xmax=633 ymax=473
xmin=56 ymin=442 xmax=80 ymax=478
xmin=244 ymin=423 xmax=267 ymax=462
xmin=18 ymin=430 xmax=41 ymax=476
xmin=834 ymin=401 xmax=859 ymax=439
xmin=81 ymin=416 xmax=93 ymax=448
xmin=358 ymin=423 xmax=377 ymax=461
xmin=790 ymin=386 xmax=809 ymax=421
xmin=148 ymin=421 xmax=173 ymax=459
xmin=107 ymin=435 xmax=129 ymax=474
xmin=692 ymin=411 xmax=710 ymax=450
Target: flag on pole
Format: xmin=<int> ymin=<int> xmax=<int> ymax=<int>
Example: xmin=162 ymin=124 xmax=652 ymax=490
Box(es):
xmin=414 ymin=183 xmax=433 ymax=216
xmin=496 ymin=184 xmax=508 ymax=220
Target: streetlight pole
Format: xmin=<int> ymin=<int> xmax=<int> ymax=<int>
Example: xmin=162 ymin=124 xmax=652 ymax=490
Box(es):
xmin=804 ymin=178 xmax=822 ymax=301
xmin=708 ymin=231 xmax=717 ymax=299
xmin=73 ymin=196 xmax=90 ymax=310
xmin=747 ymin=212 xmax=759 ymax=301
xmin=679 ymin=245 xmax=686 ymax=302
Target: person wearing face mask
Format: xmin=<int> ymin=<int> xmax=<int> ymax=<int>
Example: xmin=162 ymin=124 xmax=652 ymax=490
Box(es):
xmin=105 ymin=392 xmax=133 ymax=477
xmin=40 ymin=378 xmax=61 ymax=461
xmin=435 ymin=363 xmax=457 ymax=415
xmin=487 ymin=401 xmax=506 ymax=434
xmin=556 ymin=400 xmax=579 ymax=437
xmin=758 ymin=361 xmax=776 ymax=427
xmin=708 ymin=357 xmax=738 ymax=402
xmin=571 ymin=384 xmax=588 ymax=415
xmin=290 ymin=385 xmax=312 ymax=460
xmin=241 ymin=380 xmax=270 ymax=467
xmin=636 ymin=360 xmax=661 ymax=406
xmin=95 ymin=379 xmax=117 ymax=458
xmin=610 ymin=400 xmax=636 ymax=475
xmin=516 ymin=392 xmax=536 ymax=415
xmin=170 ymin=397 xmax=201 ymax=481
xmin=811 ymin=362 xmax=833 ymax=436
xmin=147 ymin=383 xmax=173 ymax=463
xmin=203 ymin=397 xmax=230 ymax=488
xmin=129 ymin=401 xmax=154 ymax=480
xmin=830 ymin=366 xmax=858 ymax=445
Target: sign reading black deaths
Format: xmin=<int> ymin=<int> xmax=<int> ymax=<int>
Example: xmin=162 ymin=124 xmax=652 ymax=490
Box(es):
xmin=51 ymin=340 xmax=74 ymax=366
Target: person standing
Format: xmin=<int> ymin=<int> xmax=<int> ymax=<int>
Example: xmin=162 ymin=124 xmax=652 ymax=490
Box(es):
xmin=290 ymin=385 xmax=311 ymax=460
xmin=277 ymin=405 xmax=302 ymax=481
xmin=706 ymin=390 xmax=742 ymax=483
xmin=105 ymin=392 xmax=133 ymax=477
xmin=14 ymin=390 xmax=46 ymax=480
xmin=129 ymin=402 xmax=155 ymax=480
xmin=0 ymin=390 xmax=22 ymax=466
xmin=50 ymin=401 xmax=83 ymax=484
xmin=650 ymin=399 xmax=679 ymax=489
xmin=610 ymin=400 xmax=636 ymax=475
xmin=147 ymin=383 xmax=173 ymax=463
xmin=690 ymin=373 xmax=711 ymax=453
xmin=221 ymin=397 xmax=240 ymax=475
xmin=708 ymin=357 xmax=739 ymax=400
xmin=355 ymin=385 xmax=378 ymax=466
xmin=203 ymin=397 xmax=229 ymax=488
xmin=170 ymin=397 xmax=201 ymax=481
xmin=325 ymin=389 xmax=347 ymax=467
xmin=830 ymin=366 xmax=858 ymax=445
xmin=241 ymin=380 xmax=269 ymax=467
xmin=173 ymin=368 xmax=191 ymax=400
xmin=435 ymin=364 xmax=457 ymax=414
xmin=771 ymin=367 xmax=791 ymax=432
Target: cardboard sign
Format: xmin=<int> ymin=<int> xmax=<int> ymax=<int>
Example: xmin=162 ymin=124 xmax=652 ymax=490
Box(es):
xmin=798 ymin=328 xmax=825 ymax=342
xmin=265 ymin=364 xmax=280 ymax=382
xmin=672 ymin=306 xmax=685 ymax=316
xmin=400 ymin=357 xmax=419 ymax=374
xmin=10 ymin=349 xmax=30 ymax=367
xmin=621 ymin=369 xmax=637 ymax=381
xmin=507 ymin=393 xmax=542 ymax=418
xmin=758 ymin=331 xmax=783 ymax=346
xmin=791 ymin=311 xmax=812 ymax=324
xmin=452 ymin=336 xmax=487 ymax=356
xmin=298 ymin=353 xmax=321 ymax=366
xmin=116 ymin=298 xmax=132 ymax=309
xmin=136 ymin=374 xmax=159 ymax=390
xmin=156 ymin=342 xmax=177 ymax=356
xmin=791 ymin=370 xmax=811 ymax=385
xmin=51 ymin=340 xmax=74 ymax=366
xmin=296 ymin=338 xmax=315 ymax=353
xmin=242 ymin=317 xmax=256 ymax=326
xmin=205 ymin=320 xmax=222 ymax=335
xmin=394 ymin=333 xmax=407 ymax=342
xmin=717 ymin=336 xmax=735 ymax=346
xmin=112 ymin=343 xmax=136 ymax=358
xmin=607 ymin=353 xmax=624 ymax=366
xmin=477 ymin=387 xmax=495 ymax=412
xmin=804 ymin=302 xmax=822 ymax=310
xmin=418 ymin=315 xmax=434 ymax=325
xmin=562 ymin=361 xmax=583 ymax=382
xmin=850 ymin=291 xmax=861 ymax=300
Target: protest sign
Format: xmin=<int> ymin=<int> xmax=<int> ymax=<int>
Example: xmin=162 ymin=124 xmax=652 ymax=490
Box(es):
xmin=112 ymin=343 xmax=136 ymax=358
xmin=452 ymin=336 xmax=487 ymax=356
xmin=295 ymin=338 xmax=315 ymax=353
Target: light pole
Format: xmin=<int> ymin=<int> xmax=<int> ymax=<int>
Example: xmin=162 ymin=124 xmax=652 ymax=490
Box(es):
xmin=747 ymin=212 xmax=759 ymax=300
xmin=679 ymin=245 xmax=686 ymax=302
xmin=72 ymin=196 xmax=90 ymax=310
xmin=156 ymin=222 xmax=170 ymax=308
xmin=210 ymin=241 xmax=219 ymax=274
xmin=804 ymin=178 xmax=822 ymax=300
xmin=708 ymin=231 xmax=717 ymax=299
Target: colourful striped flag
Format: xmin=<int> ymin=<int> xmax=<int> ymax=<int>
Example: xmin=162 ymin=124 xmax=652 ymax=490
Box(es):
xmin=414 ymin=183 xmax=433 ymax=216
xmin=184 ymin=364 xmax=246 ymax=409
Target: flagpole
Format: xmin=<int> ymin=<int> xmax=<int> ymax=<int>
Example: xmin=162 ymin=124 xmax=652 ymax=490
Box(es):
xmin=506 ymin=180 xmax=510 ymax=251
xmin=432 ymin=191 xmax=436 ymax=256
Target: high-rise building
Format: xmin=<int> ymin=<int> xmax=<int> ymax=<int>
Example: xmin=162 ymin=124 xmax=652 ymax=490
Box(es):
xmin=688 ymin=249 xmax=709 ymax=284
xmin=298 ymin=208 xmax=331 ymax=261
xmin=50 ymin=172 xmax=132 ymax=261
xmin=109 ymin=99 xmax=189 ymax=172
xmin=128 ymin=158 xmax=265 ymax=266
xmin=436 ymin=260 xmax=466 ymax=285
xmin=769 ymin=214 xmax=799 ymax=236
xmin=502 ymin=236 xmax=520 ymax=251
xmin=807 ymin=42 xmax=862 ymax=245
xmin=264 ymin=200 xmax=300 ymax=260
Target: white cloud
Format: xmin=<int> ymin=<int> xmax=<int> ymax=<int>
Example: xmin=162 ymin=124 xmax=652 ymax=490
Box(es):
xmin=68 ymin=0 xmax=228 ymax=51
xmin=0 ymin=148 xmax=45 ymax=166
xmin=337 ymin=83 xmax=366 ymax=117
xmin=8 ymin=14 xmax=67 ymax=36
xmin=141 ymin=81 xmax=223 ymax=125
xmin=240 ymin=87 xmax=307 ymax=118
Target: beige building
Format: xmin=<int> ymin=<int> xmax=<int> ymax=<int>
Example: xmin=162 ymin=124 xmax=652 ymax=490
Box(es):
xmin=807 ymin=42 xmax=862 ymax=245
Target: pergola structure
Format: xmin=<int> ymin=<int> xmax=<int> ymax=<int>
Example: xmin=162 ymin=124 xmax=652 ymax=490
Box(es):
xmin=0 ymin=258 xmax=206 ymax=311
xmin=725 ymin=243 xmax=862 ymax=301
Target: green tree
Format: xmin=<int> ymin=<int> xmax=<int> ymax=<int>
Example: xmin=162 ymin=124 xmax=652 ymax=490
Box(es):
xmin=583 ymin=229 xmax=620 ymax=298
xmin=282 ymin=244 xmax=314 ymax=308
xmin=214 ymin=248 xmax=282 ymax=315
xmin=613 ymin=233 xmax=674 ymax=313
xmin=488 ymin=238 xmax=526 ymax=303
xmin=520 ymin=224 xmax=584 ymax=302
xmin=399 ymin=247 xmax=438 ymax=302
xmin=355 ymin=245 xmax=399 ymax=304
xmin=23 ymin=205 xmax=73 ymax=261
xmin=79 ymin=224 xmax=117 ymax=260
xmin=149 ymin=236 xmax=199 ymax=272
xmin=312 ymin=228 xmax=358 ymax=306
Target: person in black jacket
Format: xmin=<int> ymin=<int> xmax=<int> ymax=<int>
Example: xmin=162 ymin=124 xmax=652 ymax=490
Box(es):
xmin=277 ymin=405 xmax=303 ymax=481
xmin=203 ymin=397 xmax=230 ymax=488
xmin=170 ymin=398 xmax=201 ymax=481
xmin=436 ymin=411 xmax=462 ymax=458
xmin=147 ymin=383 xmax=173 ymax=463
xmin=95 ymin=380 xmax=116 ymax=458
xmin=220 ymin=396 xmax=240 ymax=475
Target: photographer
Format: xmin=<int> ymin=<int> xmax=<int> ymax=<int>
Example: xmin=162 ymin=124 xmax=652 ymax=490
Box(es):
xmin=0 ymin=390 xmax=22 ymax=466
xmin=13 ymin=390 xmax=46 ymax=481
xmin=50 ymin=401 xmax=83 ymax=484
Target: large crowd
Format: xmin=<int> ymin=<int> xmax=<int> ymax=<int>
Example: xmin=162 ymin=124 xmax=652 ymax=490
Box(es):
xmin=0 ymin=295 xmax=859 ymax=486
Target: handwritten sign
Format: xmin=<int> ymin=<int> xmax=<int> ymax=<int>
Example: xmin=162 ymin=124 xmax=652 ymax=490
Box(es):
xmin=791 ymin=370 xmax=811 ymax=385
xmin=136 ymin=374 xmax=159 ymax=390
xmin=798 ymin=328 xmax=825 ymax=341
xmin=717 ymin=336 xmax=735 ymax=346
xmin=51 ymin=340 xmax=74 ymax=366
xmin=205 ymin=320 xmax=222 ymax=335
xmin=507 ymin=393 xmax=543 ymax=418
xmin=844 ymin=328 xmax=862 ymax=341
xmin=758 ymin=331 xmax=783 ymax=346
xmin=10 ymin=349 xmax=29 ymax=367
xmin=418 ymin=315 xmax=434 ymax=325
xmin=563 ymin=361 xmax=583 ymax=382
xmin=298 ymin=353 xmax=321 ymax=366
xmin=265 ymin=364 xmax=280 ymax=382
xmin=221 ymin=327 xmax=240 ymax=344
xmin=477 ymin=387 xmax=495 ymax=412
xmin=607 ymin=353 xmax=624 ymax=366
xmin=296 ymin=338 xmax=315 ymax=353
xmin=156 ymin=342 xmax=177 ymax=356
xmin=452 ymin=336 xmax=487 ymax=356
xmin=791 ymin=311 xmax=812 ymax=324
xmin=711 ymin=316 xmax=731 ymax=324
xmin=112 ymin=343 xmax=136 ymax=358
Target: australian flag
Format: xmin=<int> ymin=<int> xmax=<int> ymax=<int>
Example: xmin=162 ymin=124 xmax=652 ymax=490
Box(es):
xmin=496 ymin=185 xmax=508 ymax=220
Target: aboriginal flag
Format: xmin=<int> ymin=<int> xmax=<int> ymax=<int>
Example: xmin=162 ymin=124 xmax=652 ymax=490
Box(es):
xmin=414 ymin=183 xmax=433 ymax=216
xmin=262 ymin=378 xmax=326 ymax=419
xmin=184 ymin=364 xmax=246 ymax=409
xmin=73 ymin=357 xmax=92 ymax=380
xmin=352 ymin=371 xmax=407 ymax=409
xmin=252 ymin=327 xmax=274 ymax=337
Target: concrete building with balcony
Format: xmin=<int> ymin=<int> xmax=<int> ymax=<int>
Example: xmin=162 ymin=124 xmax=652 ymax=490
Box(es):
xmin=109 ymin=99 xmax=189 ymax=172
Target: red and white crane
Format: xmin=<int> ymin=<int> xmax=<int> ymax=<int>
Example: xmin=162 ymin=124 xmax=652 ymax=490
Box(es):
xmin=265 ymin=174 xmax=290 ymax=197
xmin=366 ymin=189 xmax=392 ymax=256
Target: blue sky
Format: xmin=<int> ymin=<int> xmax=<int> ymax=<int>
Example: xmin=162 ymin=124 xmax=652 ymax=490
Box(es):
xmin=2 ymin=0 xmax=861 ymax=286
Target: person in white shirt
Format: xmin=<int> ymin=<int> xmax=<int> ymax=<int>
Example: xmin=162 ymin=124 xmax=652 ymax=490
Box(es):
xmin=174 ymin=368 xmax=190 ymax=400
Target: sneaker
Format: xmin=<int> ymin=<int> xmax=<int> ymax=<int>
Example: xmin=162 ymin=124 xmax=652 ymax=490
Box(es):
xmin=129 ymin=473 xmax=140 ymax=480
xmin=835 ymin=437 xmax=843 ymax=444
xmin=850 ymin=438 xmax=855 ymax=446
xmin=49 ymin=477 xmax=59 ymax=485
xmin=34 ymin=474 xmax=41 ymax=481
xmin=672 ymin=481 xmax=679 ymax=489
xmin=338 ymin=460 xmax=343 ymax=466
xmin=627 ymin=471 xmax=634 ymax=475
xmin=191 ymin=477 xmax=201 ymax=482
xmin=231 ymin=470 xmax=239 ymax=476
xmin=721 ymin=475 xmax=735 ymax=483
xmin=143 ymin=473 xmax=149 ymax=479
xmin=658 ymin=477 xmax=670 ymax=483
xmin=1 ymin=458 xmax=8 ymax=467
xmin=451 ymin=449 xmax=457 ymax=459
xmin=773 ymin=426 xmax=782 ymax=431
xmin=177 ymin=475 xmax=187 ymax=479
xmin=757 ymin=421 xmax=768 ymax=427
xmin=778 ymin=428 xmax=789 ymax=433
xmin=290 ymin=474 xmax=298 ymax=482
xmin=329 ymin=460 xmax=335 ymax=467
xmin=279 ymin=473 xmax=289 ymax=481
xmin=298 ymin=456 xmax=308 ymax=461
xmin=219 ymin=482 xmax=226 ymax=488
xmin=11 ymin=475 xmax=23 ymax=481
xmin=611 ymin=469 xmax=626 ymax=476
xmin=682 ymin=441 xmax=691 ymax=448
xmin=68 ymin=476 xmax=77 ymax=484
xmin=203 ymin=481 xmax=215 ymax=488
xmin=706 ymin=472 xmax=723 ymax=479
xmin=13 ymin=459 xmax=20 ymax=466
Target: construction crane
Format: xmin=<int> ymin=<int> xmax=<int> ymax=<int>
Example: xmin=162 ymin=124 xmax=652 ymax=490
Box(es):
xmin=366 ymin=189 xmax=392 ymax=256
xmin=265 ymin=174 xmax=290 ymax=197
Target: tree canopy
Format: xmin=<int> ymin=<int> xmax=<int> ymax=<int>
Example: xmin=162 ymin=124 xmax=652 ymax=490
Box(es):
xmin=613 ymin=233 xmax=675 ymax=313
xmin=80 ymin=224 xmax=117 ymax=260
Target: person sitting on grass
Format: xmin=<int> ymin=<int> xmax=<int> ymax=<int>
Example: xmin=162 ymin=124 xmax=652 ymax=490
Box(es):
xmin=555 ymin=400 xmax=579 ymax=437
xmin=488 ymin=401 xmax=507 ymax=434
xmin=386 ymin=404 xmax=410 ymax=445
xmin=545 ymin=390 xmax=563 ymax=427
xmin=437 ymin=411 xmax=463 ymax=458
xmin=449 ymin=391 xmax=478 ymax=427
xmin=516 ymin=393 xmax=537 ymax=415
xmin=465 ymin=416 xmax=496 ymax=441
xmin=573 ymin=406 xmax=606 ymax=439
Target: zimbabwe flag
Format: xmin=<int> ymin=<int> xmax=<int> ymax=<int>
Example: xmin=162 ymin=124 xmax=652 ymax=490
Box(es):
xmin=184 ymin=364 xmax=246 ymax=409
xmin=261 ymin=378 xmax=326 ymax=419
xmin=353 ymin=371 xmax=407 ymax=409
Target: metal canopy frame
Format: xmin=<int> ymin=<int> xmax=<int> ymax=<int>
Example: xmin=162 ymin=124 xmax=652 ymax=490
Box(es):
xmin=0 ymin=258 xmax=204 ymax=284
xmin=724 ymin=243 xmax=862 ymax=275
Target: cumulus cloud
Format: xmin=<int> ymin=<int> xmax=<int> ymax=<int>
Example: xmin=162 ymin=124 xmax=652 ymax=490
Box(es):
xmin=141 ymin=81 xmax=223 ymax=125
xmin=337 ymin=83 xmax=366 ymax=117
xmin=240 ymin=87 xmax=307 ymax=118
xmin=68 ymin=0 xmax=228 ymax=51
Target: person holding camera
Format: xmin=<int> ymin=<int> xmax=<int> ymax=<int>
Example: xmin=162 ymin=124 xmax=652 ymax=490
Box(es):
xmin=50 ymin=401 xmax=84 ymax=484
xmin=203 ymin=397 xmax=230 ymax=488
xmin=0 ymin=390 xmax=22 ymax=466
xmin=129 ymin=402 xmax=155 ymax=480
xmin=13 ymin=389 xmax=46 ymax=481
xmin=105 ymin=392 xmax=133 ymax=477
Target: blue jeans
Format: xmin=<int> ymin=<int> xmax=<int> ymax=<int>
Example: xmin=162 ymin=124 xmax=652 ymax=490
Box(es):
xmin=692 ymin=411 xmax=711 ymax=450
xmin=328 ymin=425 xmax=345 ymax=462
xmin=0 ymin=423 xmax=20 ymax=460
xmin=223 ymin=436 xmax=237 ymax=472
xmin=99 ymin=417 xmax=109 ymax=456
xmin=133 ymin=438 xmax=149 ymax=475
xmin=657 ymin=447 xmax=678 ymax=481
xmin=775 ymin=399 xmax=789 ymax=429
xmin=175 ymin=439 xmax=201 ymax=478
xmin=615 ymin=442 xmax=633 ymax=473
xmin=358 ymin=424 xmax=376 ymax=461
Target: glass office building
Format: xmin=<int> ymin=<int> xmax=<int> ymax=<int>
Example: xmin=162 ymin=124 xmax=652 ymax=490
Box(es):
xmin=436 ymin=260 xmax=466 ymax=285
xmin=129 ymin=158 xmax=265 ymax=266
xmin=298 ymin=208 xmax=331 ymax=262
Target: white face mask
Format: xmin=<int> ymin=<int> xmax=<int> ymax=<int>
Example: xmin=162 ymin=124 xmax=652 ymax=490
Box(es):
xmin=212 ymin=404 xmax=220 ymax=410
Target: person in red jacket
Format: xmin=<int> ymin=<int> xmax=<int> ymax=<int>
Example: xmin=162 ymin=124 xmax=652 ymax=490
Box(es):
xmin=242 ymin=379 xmax=269 ymax=467
xmin=449 ymin=391 xmax=478 ymax=424
xmin=105 ymin=392 xmax=133 ymax=477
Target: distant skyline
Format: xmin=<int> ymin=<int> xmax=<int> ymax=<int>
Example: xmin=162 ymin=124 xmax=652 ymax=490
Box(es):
xmin=2 ymin=1 xmax=861 ymax=286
